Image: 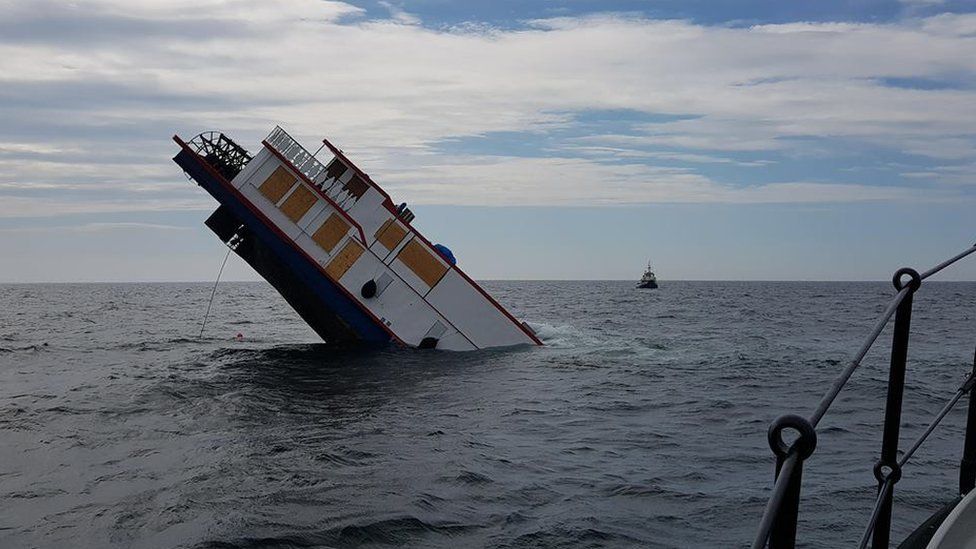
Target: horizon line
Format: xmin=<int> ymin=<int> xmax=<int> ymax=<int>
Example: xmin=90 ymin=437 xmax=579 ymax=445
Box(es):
xmin=1 ymin=279 xmax=974 ymax=285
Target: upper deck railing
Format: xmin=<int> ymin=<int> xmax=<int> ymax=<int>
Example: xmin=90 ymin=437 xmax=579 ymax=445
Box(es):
xmin=264 ymin=126 xmax=362 ymax=210
xmin=753 ymin=242 xmax=976 ymax=548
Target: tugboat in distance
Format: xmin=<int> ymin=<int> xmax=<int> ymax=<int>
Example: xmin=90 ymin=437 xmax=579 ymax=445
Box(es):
xmin=637 ymin=261 xmax=658 ymax=289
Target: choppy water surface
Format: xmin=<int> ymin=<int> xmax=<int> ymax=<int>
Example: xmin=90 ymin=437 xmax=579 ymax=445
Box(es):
xmin=1 ymin=281 xmax=975 ymax=548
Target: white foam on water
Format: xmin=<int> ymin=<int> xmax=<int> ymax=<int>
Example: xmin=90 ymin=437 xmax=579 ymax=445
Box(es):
xmin=524 ymin=321 xmax=591 ymax=348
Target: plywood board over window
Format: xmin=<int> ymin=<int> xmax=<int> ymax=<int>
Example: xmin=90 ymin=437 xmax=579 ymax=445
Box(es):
xmin=279 ymin=185 xmax=318 ymax=222
xmin=374 ymin=218 xmax=407 ymax=251
xmin=396 ymin=238 xmax=449 ymax=287
xmin=325 ymin=239 xmax=364 ymax=280
xmin=312 ymin=213 xmax=350 ymax=253
xmin=258 ymin=165 xmax=295 ymax=204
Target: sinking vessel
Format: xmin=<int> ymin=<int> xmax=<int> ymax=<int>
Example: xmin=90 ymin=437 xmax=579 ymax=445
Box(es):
xmin=637 ymin=261 xmax=658 ymax=289
xmin=173 ymin=126 xmax=541 ymax=351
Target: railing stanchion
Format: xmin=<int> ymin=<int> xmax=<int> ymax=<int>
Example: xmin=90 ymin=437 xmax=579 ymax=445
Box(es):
xmin=960 ymin=345 xmax=976 ymax=495
xmin=756 ymin=415 xmax=817 ymax=549
xmin=770 ymin=455 xmax=804 ymax=549
xmin=871 ymin=268 xmax=920 ymax=548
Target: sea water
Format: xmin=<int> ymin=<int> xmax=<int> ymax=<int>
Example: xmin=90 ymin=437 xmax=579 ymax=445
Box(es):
xmin=1 ymin=281 xmax=975 ymax=547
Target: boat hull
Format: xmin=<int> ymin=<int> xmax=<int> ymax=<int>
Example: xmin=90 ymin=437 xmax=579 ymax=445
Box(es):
xmin=637 ymin=281 xmax=659 ymax=289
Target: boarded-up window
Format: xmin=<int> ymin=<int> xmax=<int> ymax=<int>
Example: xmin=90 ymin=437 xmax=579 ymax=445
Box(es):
xmin=342 ymin=174 xmax=369 ymax=199
xmin=325 ymin=159 xmax=348 ymax=181
xmin=325 ymin=239 xmax=364 ymax=280
xmin=396 ymin=238 xmax=448 ymax=287
xmin=311 ymin=213 xmax=350 ymax=253
xmin=279 ymin=185 xmax=318 ymax=223
xmin=258 ymin=166 xmax=295 ymax=204
xmin=374 ymin=218 xmax=407 ymax=251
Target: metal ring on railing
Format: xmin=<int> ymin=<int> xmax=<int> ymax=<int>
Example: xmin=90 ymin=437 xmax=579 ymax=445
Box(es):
xmin=768 ymin=414 xmax=818 ymax=460
xmin=873 ymin=460 xmax=902 ymax=484
xmin=892 ymin=267 xmax=921 ymax=292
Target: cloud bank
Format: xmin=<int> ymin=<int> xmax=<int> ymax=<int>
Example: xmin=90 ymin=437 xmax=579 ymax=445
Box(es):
xmin=0 ymin=0 xmax=974 ymax=214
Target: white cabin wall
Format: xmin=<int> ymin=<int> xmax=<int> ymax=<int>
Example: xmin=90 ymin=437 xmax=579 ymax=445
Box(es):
xmin=426 ymin=270 xmax=532 ymax=348
xmin=434 ymin=330 xmax=478 ymax=352
xmin=233 ymin=149 xmax=275 ymax=190
xmin=231 ymin=147 xmax=274 ymax=189
xmin=294 ymin=232 xmax=336 ymax=268
xmin=238 ymin=182 xmax=304 ymax=241
xmin=337 ymin=249 xmax=473 ymax=349
xmin=296 ymin=201 xmax=327 ymax=232
xmin=346 ymin=187 xmax=389 ymax=244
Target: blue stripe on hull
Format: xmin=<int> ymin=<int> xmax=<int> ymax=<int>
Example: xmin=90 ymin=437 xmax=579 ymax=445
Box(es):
xmin=174 ymin=149 xmax=392 ymax=345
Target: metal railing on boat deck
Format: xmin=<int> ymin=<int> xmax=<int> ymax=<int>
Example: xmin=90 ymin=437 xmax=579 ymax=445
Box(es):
xmin=752 ymin=242 xmax=976 ymax=549
xmin=264 ymin=126 xmax=360 ymax=210
xmin=187 ymin=131 xmax=252 ymax=181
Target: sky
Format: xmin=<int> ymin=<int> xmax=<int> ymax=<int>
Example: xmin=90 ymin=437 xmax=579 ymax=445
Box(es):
xmin=1 ymin=0 xmax=975 ymax=281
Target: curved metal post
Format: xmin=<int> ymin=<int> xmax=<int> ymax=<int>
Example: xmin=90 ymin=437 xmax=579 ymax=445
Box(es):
xmin=754 ymin=415 xmax=817 ymax=549
xmin=770 ymin=455 xmax=805 ymax=548
xmin=961 ymin=345 xmax=976 ymax=495
xmin=871 ymin=268 xmax=920 ymax=548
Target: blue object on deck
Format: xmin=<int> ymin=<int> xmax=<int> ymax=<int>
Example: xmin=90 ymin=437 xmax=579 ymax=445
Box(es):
xmin=433 ymin=244 xmax=456 ymax=265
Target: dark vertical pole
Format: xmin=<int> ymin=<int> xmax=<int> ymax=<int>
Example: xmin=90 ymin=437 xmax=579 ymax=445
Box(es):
xmin=872 ymin=286 xmax=915 ymax=549
xmin=770 ymin=456 xmax=804 ymax=549
xmin=765 ymin=415 xmax=817 ymax=549
xmin=960 ymin=345 xmax=976 ymax=495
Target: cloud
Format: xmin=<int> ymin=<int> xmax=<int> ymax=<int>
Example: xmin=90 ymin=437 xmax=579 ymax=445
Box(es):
xmin=899 ymin=0 xmax=947 ymax=6
xmin=900 ymin=162 xmax=976 ymax=184
xmin=375 ymin=154 xmax=930 ymax=206
xmin=0 ymin=2 xmax=974 ymax=212
xmin=378 ymin=1 xmax=421 ymax=26
xmin=0 ymin=222 xmax=191 ymax=233
xmin=0 ymin=196 xmax=211 ymax=218
xmin=558 ymin=145 xmax=776 ymax=166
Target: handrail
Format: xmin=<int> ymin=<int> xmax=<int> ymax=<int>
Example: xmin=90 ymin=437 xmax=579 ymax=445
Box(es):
xmin=859 ymin=480 xmax=895 ymax=549
xmin=921 ymin=242 xmax=976 ymax=280
xmin=808 ymin=285 xmax=912 ymax=428
xmin=857 ymin=373 xmax=976 ymax=549
xmin=752 ymin=241 xmax=976 ymax=549
xmin=265 ymin=126 xmax=359 ymax=207
xmin=753 ymin=452 xmax=801 ymax=549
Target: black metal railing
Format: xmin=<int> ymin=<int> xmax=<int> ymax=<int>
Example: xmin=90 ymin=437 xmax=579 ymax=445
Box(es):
xmin=188 ymin=131 xmax=252 ymax=181
xmin=753 ymin=242 xmax=976 ymax=549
